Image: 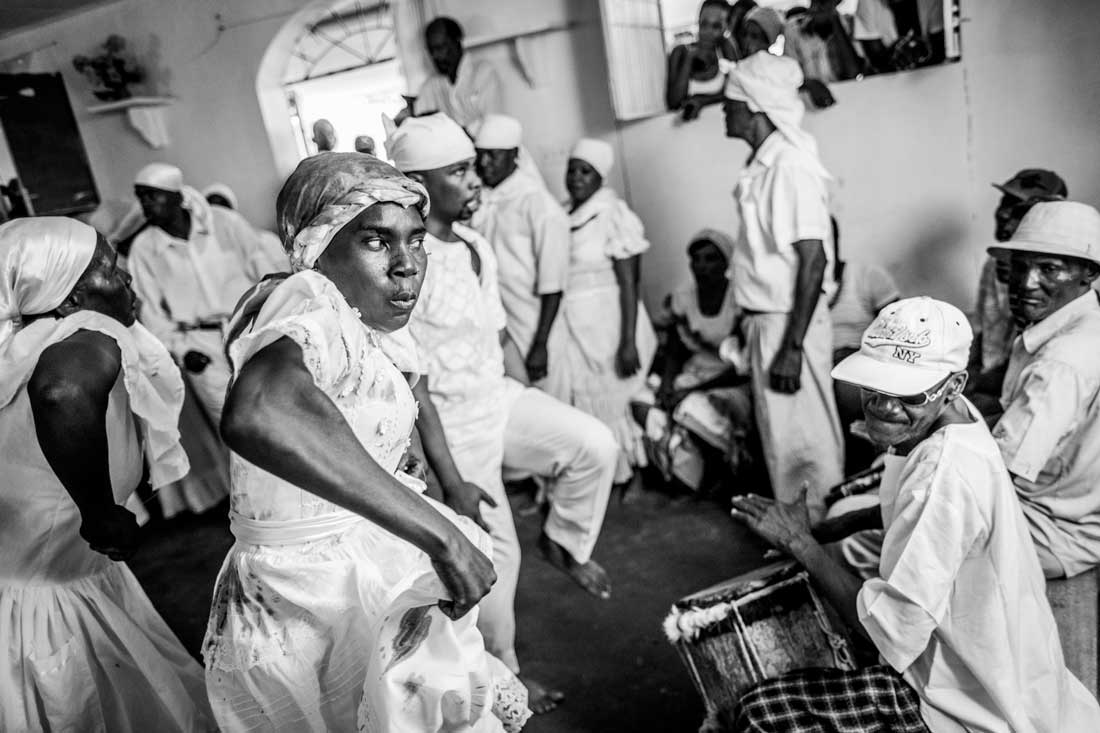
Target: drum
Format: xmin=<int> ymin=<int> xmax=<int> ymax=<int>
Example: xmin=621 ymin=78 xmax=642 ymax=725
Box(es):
xmin=663 ymin=562 xmax=856 ymax=729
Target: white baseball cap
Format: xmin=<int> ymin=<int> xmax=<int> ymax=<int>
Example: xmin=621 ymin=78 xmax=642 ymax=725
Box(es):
xmin=988 ymin=200 xmax=1100 ymax=267
xmin=832 ymin=297 xmax=972 ymax=396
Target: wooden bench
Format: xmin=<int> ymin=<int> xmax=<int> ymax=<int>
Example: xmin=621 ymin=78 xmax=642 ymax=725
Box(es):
xmin=1046 ymin=569 xmax=1099 ymax=694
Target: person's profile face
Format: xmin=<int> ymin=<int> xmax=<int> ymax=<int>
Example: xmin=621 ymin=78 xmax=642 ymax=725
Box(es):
xmin=69 ymin=234 xmax=138 ymax=326
xmin=565 ymin=158 xmax=602 ymax=207
xmin=689 ymin=240 xmax=728 ymax=286
xmin=1006 ymin=251 xmax=1094 ymax=325
xmin=475 ymin=148 xmax=518 ymax=188
xmin=723 ymin=98 xmax=753 ymax=140
xmin=993 ymin=194 xmax=1030 ymax=242
xmin=315 ymin=203 xmax=427 ymax=333
xmin=738 ymin=19 xmax=772 ymax=56
xmin=421 ymin=157 xmax=482 ymax=221
xmin=698 ymin=6 xmax=728 ymax=45
xmin=134 ymin=184 xmax=182 ymax=225
xmin=426 ymin=29 xmax=462 ymax=76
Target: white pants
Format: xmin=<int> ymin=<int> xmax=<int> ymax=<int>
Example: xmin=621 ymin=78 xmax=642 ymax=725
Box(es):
xmin=742 ymin=303 xmax=844 ymax=519
xmin=446 ymin=382 xmax=617 ymax=673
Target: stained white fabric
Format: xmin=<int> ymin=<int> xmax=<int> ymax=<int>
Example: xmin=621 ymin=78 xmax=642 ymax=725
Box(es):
xmin=135 ymin=162 xmax=184 ymax=192
xmin=385 ymin=112 xmax=476 ymax=173
xmin=475 ymin=114 xmax=522 ymax=149
xmin=830 ymin=262 xmax=901 ymax=351
xmin=1 ymin=312 xmax=210 ymax=731
xmin=549 ymin=187 xmax=657 ymax=481
xmin=386 ymin=225 xmax=616 ymax=669
xmin=0 ymin=217 xmax=96 ymax=344
xmin=742 ymin=304 xmax=843 ymax=518
xmin=203 ymin=269 xmax=526 ymax=732
xmin=570 ymin=139 xmax=614 ymax=180
xmin=731 ymin=132 xmax=834 ymax=313
xmin=414 ymin=55 xmax=503 ymax=129
xmin=856 ymin=400 xmax=1100 ymax=733
xmin=472 ymin=168 xmax=571 ymax=356
xmin=993 ymin=291 xmax=1100 ymax=578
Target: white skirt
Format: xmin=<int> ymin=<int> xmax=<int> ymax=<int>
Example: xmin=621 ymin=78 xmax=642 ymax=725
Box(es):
xmin=1 ymin=562 xmax=214 ymax=732
xmin=202 ymin=503 xmax=530 ymax=733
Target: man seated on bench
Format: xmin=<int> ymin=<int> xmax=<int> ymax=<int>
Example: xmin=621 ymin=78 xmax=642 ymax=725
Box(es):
xmin=729 ymin=297 xmax=1100 ymax=732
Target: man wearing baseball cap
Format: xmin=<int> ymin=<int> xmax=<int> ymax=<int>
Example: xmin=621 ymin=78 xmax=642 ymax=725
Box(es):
xmin=988 ymin=200 xmax=1100 ymax=579
xmin=730 ymin=296 xmax=1100 ymax=731
xmin=971 ymin=169 xmax=1067 ymax=406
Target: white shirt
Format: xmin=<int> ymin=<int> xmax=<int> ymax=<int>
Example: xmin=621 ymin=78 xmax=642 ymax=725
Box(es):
xmin=853 ymin=0 xmax=900 ymax=45
xmin=731 ymin=132 xmax=835 ymax=313
xmin=473 ymin=169 xmax=571 ymax=355
xmin=395 ymin=225 xmax=521 ymax=437
xmin=129 ymin=206 xmax=266 ymax=357
xmin=414 ymin=55 xmax=503 ymax=129
xmin=830 ymin=261 xmax=900 ymax=351
xmin=856 ymin=400 xmax=1100 ymax=732
xmin=994 ymin=290 xmax=1100 ymax=578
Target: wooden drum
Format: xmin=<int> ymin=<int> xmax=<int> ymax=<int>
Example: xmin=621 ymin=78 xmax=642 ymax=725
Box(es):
xmin=663 ymin=562 xmax=856 ymax=729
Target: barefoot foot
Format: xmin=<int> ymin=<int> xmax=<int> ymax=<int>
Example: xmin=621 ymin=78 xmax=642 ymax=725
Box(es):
xmin=519 ymin=675 xmax=565 ymax=715
xmin=537 ymin=533 xmax=612 ymax=599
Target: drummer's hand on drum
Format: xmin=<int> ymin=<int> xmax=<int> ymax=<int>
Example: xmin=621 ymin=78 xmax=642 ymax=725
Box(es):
xmin=730 ymin=483 xmax=815 ymax=556
xmin=432 ymin=530 xmax=497 ymax=620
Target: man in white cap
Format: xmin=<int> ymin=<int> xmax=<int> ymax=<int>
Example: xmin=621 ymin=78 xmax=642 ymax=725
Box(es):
xmin=472 ymin=114 xmax=570 ymax=383
xmin=382 ymin=112 xmax=618 ymax=713
xmin=413 ymin=17 xmax=502 ymax=129
xmin=987 ymin=200 xmax=1100 ymax=579
xmin=722 ymin=50 xmax=843 ymax=519
xmin=730 ymin=297 xmax=1100 ymax=732
xmin=129 ymin=163 xmax=276 ymax=429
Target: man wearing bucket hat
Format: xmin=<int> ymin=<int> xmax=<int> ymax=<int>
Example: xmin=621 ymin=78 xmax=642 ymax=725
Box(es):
xmin=987 ymin=200 xmax=1100 ymax=579
xmin=729 ymin=296 xmax=1100 ymax=732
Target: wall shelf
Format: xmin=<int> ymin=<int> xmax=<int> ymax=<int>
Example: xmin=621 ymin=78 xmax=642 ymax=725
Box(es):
xmin=87 ymin=96 xmax=173 ymax=148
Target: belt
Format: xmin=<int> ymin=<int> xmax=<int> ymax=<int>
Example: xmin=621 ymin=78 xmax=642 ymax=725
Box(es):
xmin=229 ymin=510 xmax=364 ymax=546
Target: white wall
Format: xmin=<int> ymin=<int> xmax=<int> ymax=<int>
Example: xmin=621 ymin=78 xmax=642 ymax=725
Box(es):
xmin=3 ymin=0 xmax=1099 ymax=318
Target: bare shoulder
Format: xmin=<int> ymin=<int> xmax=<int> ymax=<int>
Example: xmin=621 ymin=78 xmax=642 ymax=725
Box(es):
xmin=31 ymin=329 xmax=123 ymax=397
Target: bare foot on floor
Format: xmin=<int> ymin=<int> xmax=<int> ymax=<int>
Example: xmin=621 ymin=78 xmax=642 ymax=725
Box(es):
xmin=520 ymin=675 xmax=565 ymax=715
xmin=537 ymin=533 xmax=612 ymax=599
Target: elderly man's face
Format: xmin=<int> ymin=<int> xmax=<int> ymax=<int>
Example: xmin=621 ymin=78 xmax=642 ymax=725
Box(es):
xmin=860 ymin=373 xmax=966 ymax=454
xmin=134 ymin=184 xmax=182 ymax=226
xmin=723 ymin=98 xmax=754 ymax=140
xmin=426 ymin=29 xmax=462 ymax=77
xmin=1006 ymin=251 xmax=1097 ymax=325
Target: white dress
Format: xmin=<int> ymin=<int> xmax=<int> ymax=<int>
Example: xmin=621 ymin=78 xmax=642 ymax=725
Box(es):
xmin=0 ymin=323 xmax=214 ymax=732
xmin=552 ymin=188 xmax=658 ymax=482
xmin=202 ymin=270 xmax=528 ymax=733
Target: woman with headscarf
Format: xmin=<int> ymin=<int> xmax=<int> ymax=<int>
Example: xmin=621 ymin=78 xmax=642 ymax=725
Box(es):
xmin=640 ymin=229 xmax=756 ymax=493
xmin=201 ymin=153 xmax=529 ymax=732
xmin=666 ymin=0 xmax=737 ymax=120
xmin=551 ymin=139 xmax=658 ymax=485
xmin=737 ymin=6 xmax=837 ymax=109
xmin=0 ymin=218 xmax=213 ymax=731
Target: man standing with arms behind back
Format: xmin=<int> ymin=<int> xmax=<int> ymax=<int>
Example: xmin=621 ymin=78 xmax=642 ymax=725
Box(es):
xmin=721 ymin=51 xmax=843 ymax=519
xmin=414 ymin=16 xmax=503 ymax=130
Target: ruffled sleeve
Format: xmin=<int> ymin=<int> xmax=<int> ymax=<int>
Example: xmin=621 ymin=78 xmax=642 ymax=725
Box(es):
xmin=603 ymin=199 xmax=651 ymax=260
xmin=228 ymin=270 xmax=364 ymax=394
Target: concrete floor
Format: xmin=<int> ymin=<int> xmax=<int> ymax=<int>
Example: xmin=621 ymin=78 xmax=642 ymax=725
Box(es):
xmin=128 ymin=480 xmax=771 ymax=733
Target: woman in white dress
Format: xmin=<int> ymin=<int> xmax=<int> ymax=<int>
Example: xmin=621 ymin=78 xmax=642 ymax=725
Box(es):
xmin=202 ymin=153 xmax=529 ymax=732
xmin=550 ymin=139 xmax=658 ymax=484
xmin=0 ymin=217 xmax=213 ymax=731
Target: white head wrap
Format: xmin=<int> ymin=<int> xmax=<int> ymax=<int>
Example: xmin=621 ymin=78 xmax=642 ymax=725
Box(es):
xmin=135 ymin=162 xmax=184 ymax=192
xmin=570 ymin=138 xmax=614 ymax=179
xmin=383 ymin=113 xmax=475 ymax=173
xmin=474 ymin=114 xmax=523 ymax=150
xmin=0 ymin=217 xmax=97 ymax=345
xmin=202 ymin=182 xmax=238 ymax=210
xmin=724 ymin=52 xmax=828 ymax=175
xmin=690 ymin=227 xmax=736 ymax=263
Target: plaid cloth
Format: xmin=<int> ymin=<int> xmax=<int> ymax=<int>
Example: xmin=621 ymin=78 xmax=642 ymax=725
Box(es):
xmin=730 ymin=665 xmax=929 ymax=732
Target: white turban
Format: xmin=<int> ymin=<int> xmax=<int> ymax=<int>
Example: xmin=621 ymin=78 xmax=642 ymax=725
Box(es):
xmin=135 ymin=162 xmax=184 ymax=192
xmin=475 ymin=114 xmax=522 ymax=150
xmin=0 ymin=217 xmax=97 ymax=346
xmin=383 ymin=113 xmax=475 ymax=173
xmin=202 ymin=182 xmax=238 ymax=210
xmin=724 ymin=52 xmax=828 ymax=174
xmin=570 ymin=138 xmax=614 ymax=179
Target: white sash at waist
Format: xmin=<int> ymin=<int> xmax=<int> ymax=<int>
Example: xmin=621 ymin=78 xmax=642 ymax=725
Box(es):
xmin=229 ymin=510 xmax=364 ymax=546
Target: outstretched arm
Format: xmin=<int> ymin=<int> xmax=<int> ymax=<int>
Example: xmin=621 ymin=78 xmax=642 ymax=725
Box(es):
xmin=29 ymin=330 xmax=141 ymax=560
xmin=222 ymin=337 xmax=496 ymax=619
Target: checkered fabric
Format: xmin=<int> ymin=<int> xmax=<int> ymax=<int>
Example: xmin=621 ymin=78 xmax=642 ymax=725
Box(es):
xmin=730 ymin=665 xmax=929 ymax=733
